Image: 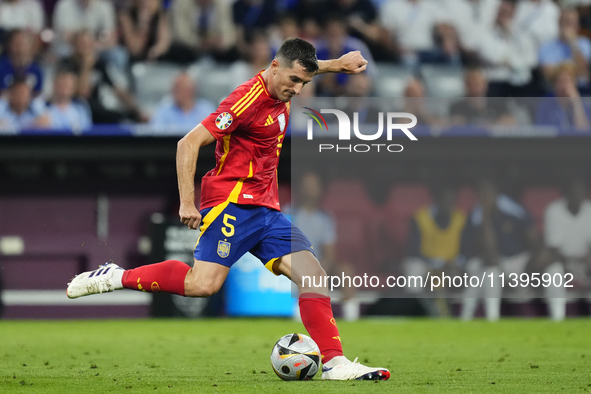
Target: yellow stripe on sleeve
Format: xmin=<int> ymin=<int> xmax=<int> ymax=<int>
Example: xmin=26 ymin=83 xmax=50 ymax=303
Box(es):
xmin=236 ymin=89 xmax=264 ymax=116
xmin=230 ymin=82 xmax=260 ymax=112
xmin=233 ymin=85 xmax=262 ymax=115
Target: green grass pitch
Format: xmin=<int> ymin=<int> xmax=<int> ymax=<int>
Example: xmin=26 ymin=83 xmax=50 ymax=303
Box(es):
xmin=1 ymin=318 xmax=590 ymax=393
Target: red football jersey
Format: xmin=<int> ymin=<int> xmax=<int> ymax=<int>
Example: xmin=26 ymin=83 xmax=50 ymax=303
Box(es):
xmin=200 ymin=71 xmax=290 ymax=211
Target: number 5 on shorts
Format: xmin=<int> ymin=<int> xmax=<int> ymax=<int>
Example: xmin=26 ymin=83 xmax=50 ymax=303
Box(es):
xmin=222 ymin=214 xmax=236 ymax=237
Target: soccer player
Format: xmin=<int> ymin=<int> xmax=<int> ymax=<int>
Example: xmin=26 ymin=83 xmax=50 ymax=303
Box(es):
xmin=67 ymin=38 xmax=390 ymax=381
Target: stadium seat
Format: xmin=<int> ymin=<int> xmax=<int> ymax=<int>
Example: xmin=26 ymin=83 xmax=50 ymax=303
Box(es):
xmin=521 ymin=187 xmax=563 ymax=234
xmin=382 ymin=184 xmax=432 ymax=250
xmin=188 ymin=62 xmax=236 ymax=105
xmin=132 ymin=62 xmax=184 ymax=114
xmin=374 ymin=63 xmax=414 ymax=98
xmin=321 ymin=180 xmax=382 ymax=273
xmin=457 ymin=186 xmax=476 ymax=213
xmin=419 ymin=65 xmax=465 ymax=97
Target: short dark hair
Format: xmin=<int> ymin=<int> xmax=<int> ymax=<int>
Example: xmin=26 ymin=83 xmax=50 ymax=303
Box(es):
xmin=276 ymin=37 xmax=318 ymax=73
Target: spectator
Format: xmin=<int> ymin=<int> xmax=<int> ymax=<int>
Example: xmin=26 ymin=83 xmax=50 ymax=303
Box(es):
xmin=46 ymin=69 xmax=92 ymax=132
xmin=315 ymin=16 xmax=375 ymax=96
xmin=461 ymin=179 xmax=539 ymax=321
xmin=311 ymin=0 xmax=386 ymax=60
xmin=0 ymin=0 xmax=45 ymax=35
xmin=535 ymin=63 xmax=591 ymax=129
xmin=150 ymin=72 xmax=215 ymax=128
xmin=229 ymin=32 xmax=273 ymax=89
xmin=232 ymin=0 xmax=277 ymax=55
xmin=52 ymin=0 xmax=118 ymax=59
xmin=60 ymin=31 xmax=146 ymax=124
xmin=449 ymin=68 xmax=516 ymax=126
xmin=292 ymin=171 xmax=360 ymax=321
xmin=247 ymin=32 xmax=273 ymax=72
xmin=514 ymin=0 xmax=559 ymax=49
xmin=342 ymin=73 xmax=381 ymax=125
xmin=119 ymin=0 xmax=172 ymax=64
xmin=0 ymin=30 xmax=43 ymax=95
xmin=543 ymin=175 xmax=591 ymax=321
xmin=404 ymin=183 xmax=467 ymax=316
xmin=403 ymin=78 xmax=445 ymax=126
xmin=0 ymin=77 xmax=48 ymax=129
xmin=170 ymin=0 xmax=236 ymax=63
xmin=380 ymin=0 xmax=461 ymax=67
xmin=539 ymin=8 xmax=591 ymax=89
xmin=478 ymin=0 xmax=538 ymax=97
xmin=442 ymin=0 xmax=500 ymax=54
xmin=269 ymin=13 xmax=301 ymax=53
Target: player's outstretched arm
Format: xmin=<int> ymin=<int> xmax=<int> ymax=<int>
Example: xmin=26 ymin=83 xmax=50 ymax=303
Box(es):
xmin=177 ymin=123 xmax=216 ymax=230
xmin=316 ymin=51 xmax=368 ymax=75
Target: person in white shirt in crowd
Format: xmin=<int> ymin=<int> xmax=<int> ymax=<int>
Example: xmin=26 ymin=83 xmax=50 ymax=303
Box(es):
xmin=292 ymin=171 xmax=360 ymax=321
xmin=380 ymin=0 xmax=461 ymax=67
xmin=543 ymin=176 xmax=591 ymax=321
xmin=478 ymin=0 xmax=538 ymax=96
xmin=0 ymin=0 xmax=45 ymax=34
xmin=46 ymin=69 xmax=92 ymax=132
xmin=52 ymin=0 xmax=126 ymax=70
xmin=441 ymin=0 xmax=500 ymax=54
xmin=229 ymin=32 xmax=274 ymax=91
xmin=539 ymin=8 xmax=591 ymax=90
xmin=514 ymin=0 xmax=559 ymax=49
xmin=150 ymin=72 xmax=215 ymax=129
xmin=0 ymin=77 xmax=48 ymax=129
xmin=170 ymin=0 xmax=236 ymax=63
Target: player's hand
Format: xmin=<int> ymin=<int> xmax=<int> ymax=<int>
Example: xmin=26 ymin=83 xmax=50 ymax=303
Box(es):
xmin=179 ymin=203 xmax=202 ymax=230
xmin=338 ymin=51 xmax=368 ymax=74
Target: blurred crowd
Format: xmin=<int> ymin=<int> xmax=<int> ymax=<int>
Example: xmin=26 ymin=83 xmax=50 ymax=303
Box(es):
xmin=292 ymin=170 xmax=591 ymax=321
xmin=0 ymin=0 xmax=591 ymax=131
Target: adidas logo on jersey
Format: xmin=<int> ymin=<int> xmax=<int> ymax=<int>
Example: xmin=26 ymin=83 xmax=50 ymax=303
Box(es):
xmin=264 ymin=115 xmax=274 ymax=126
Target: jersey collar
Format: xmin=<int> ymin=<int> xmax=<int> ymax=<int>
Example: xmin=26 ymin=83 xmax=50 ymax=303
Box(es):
xmin=257 ymin=70 xmax=270 ymax=97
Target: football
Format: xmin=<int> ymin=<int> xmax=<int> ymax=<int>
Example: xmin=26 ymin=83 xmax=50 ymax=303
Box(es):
xmin=270 ymin=333 xmax=321 ymax=381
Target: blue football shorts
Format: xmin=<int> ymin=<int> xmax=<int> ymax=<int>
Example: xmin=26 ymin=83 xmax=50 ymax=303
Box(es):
xmin=193 ymin=202 xmax=314 ymax=274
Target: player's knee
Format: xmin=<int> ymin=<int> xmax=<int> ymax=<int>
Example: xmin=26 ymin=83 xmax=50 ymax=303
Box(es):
xmin=184 ymin=277 xmax=221 ymax=298
xmin=295 ymin=262 xmax=327 ymax=288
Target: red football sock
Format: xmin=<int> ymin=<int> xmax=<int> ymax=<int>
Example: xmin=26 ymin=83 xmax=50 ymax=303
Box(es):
xmin=299 ymin=293 xmax=344 ymax=363
xmin=122 ymin=260 xmax=190 ymax=296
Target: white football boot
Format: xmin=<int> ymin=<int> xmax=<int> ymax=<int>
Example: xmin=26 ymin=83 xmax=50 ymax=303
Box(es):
xmin=67 ymin=263 xmax=124 ymax=299
xmin=322 ymin=356 xmax=390 ymax=381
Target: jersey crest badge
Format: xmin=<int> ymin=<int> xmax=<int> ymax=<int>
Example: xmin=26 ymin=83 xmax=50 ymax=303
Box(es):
xmin=217 ymin=240 xmax=231 ymax=258
xmin=278 ymin=113 xmax=286 ymax=132
xmin=216 ymin=112 xmax=233 ymax=130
